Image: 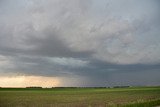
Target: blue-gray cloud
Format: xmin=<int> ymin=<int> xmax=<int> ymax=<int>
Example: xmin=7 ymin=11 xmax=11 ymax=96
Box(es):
xmin=0 ymin=0 xmax=160 ymax=86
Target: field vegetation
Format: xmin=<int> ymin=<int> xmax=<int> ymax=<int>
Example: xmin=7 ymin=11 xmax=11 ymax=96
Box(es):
xmin=0 ymin=86 xmax=160 ymax=107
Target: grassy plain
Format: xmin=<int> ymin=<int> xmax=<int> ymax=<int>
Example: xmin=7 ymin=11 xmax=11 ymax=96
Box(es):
xmin=0 ymin=86 xmax=160 ymax=107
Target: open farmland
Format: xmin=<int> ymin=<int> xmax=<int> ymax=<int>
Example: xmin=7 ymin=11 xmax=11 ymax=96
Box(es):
xmin=0 ymin=87 xmax=160 ymax=107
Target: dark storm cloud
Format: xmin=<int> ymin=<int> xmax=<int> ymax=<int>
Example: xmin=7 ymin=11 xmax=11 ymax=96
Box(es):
xmin=0 ymin=20 xmax=92 ymax=58
xmin=0 ymin=0 xmax=160 ymax=86
xmin=22 ymin=26 xmax=93 ymax=57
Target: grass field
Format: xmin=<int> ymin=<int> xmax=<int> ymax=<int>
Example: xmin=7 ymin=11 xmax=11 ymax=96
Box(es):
xmin=0 ymin=87 xmax=160 ymax=107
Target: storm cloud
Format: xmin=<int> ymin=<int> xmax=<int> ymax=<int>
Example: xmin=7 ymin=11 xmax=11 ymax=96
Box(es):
xmin=0 ymin=0 xmax=160 ymax=87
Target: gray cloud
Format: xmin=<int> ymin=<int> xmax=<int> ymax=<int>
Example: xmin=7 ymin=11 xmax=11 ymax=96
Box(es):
xmin=0 ymin=0 xmax=160 ymax=86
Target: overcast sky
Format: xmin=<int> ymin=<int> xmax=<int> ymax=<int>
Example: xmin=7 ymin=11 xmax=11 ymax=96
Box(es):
xmin=0 ymin=0 xmax=160 ymax=87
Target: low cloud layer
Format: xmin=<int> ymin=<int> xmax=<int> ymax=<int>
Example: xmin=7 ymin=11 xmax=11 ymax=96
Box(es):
xmin=0 ymin=0 xmax=160 ymax=87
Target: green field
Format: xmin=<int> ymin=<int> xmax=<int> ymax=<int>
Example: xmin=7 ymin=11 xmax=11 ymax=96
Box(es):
xmin=0 ymin=87 xmax=160 ymax=107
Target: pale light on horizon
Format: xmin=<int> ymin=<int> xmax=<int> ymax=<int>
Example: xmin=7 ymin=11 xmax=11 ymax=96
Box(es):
xmin=0 ymin=76 xmax=61 ymax=88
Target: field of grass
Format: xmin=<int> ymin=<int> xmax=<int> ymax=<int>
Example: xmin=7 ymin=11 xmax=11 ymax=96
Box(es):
xmin=0 ymin=86 xmax=160 ymax=107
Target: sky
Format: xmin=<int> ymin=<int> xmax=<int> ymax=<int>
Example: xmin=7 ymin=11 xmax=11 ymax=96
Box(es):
xmin=0 ymin=0 xmax=160 ymax=87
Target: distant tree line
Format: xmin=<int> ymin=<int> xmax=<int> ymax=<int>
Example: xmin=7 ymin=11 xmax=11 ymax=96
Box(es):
xmin=26 ymin=86 xmax=42 ymax=88
xmin=0 ymin=86 xmax=131 ymax=89
xmin=51 ymin=87 xmax=111 ymax=89
xmin=113 ymin=86 xmax=130 ymax=88
xmin=25 ymin=86 xmax=130 ymax=89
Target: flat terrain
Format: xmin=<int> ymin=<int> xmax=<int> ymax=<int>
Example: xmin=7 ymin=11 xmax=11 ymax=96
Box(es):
xmin=0 ymin=87 xmax=160 ymax=107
